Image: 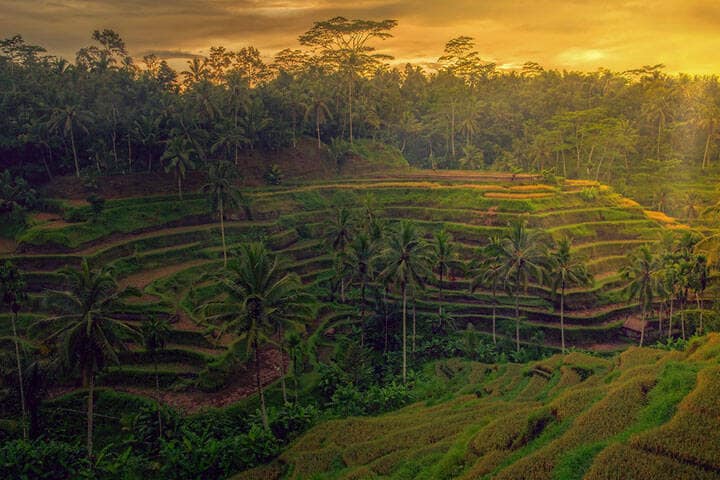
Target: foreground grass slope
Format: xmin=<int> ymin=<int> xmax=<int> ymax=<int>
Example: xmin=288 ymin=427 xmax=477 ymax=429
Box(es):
xmin=238 ymin=334 xmax=720 ymax=480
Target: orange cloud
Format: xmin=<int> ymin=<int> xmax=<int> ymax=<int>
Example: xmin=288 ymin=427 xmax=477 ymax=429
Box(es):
xmin=2 ymin=0 xmax=720 ymax=73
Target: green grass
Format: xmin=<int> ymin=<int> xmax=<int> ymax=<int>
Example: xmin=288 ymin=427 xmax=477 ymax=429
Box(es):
xmin=261 ymin=334 xmax=720 ymax=480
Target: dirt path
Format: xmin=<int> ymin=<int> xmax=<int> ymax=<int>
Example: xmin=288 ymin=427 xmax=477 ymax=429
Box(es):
xmin=117 ymin=259 xmax=212 ymax=291
xmin=49 ymin=347 xmax=288 ymax=414
xmin=122 ymin=348 xmax=288 ymax=413
xmin=0 ymin=237 xmax=16 ymax=255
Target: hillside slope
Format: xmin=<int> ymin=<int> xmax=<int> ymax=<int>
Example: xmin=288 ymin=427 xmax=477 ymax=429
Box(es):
xmin=238 ymin=334 xmax=720 ymax=480
xmin=1 ymin=172 xmax=684 ymax=406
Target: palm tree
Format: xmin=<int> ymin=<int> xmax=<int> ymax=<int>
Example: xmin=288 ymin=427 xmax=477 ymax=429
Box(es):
xmin=43 ymin=259 xmax=138 ymax=457
xmin=326 ymin=207 xmax=354 ymax=254
xmin=498 ymin=221 xmax=548 ymax=352
xmin=202 ymin=243 xmax=313 ymax=428
xmin=47 ymin=105 xmax=93 ymax=178
xmin=0 ymin=261 xmax=28 ymax=439
xmin=380 ymin=221 xmax=432 ymax=383
xmin=325 ymin=207 xmax=354 ymax=301
xmin=430 ymin=230 xmax=461 ymax=317
xmin=140 ymin=318 xmax=170 ymax=437
xmin=239 ymin=96 xmax=271 ymax=151
xmin=132 ymin=115 xmax=162 ymax=172
xmin=302 ymin=87 xmax=332 ymax=149
xmin=457 ymin=101 xmax=480 ymax=146
xmin=344 ymin=233 xmax=377 ymax=345
xmin=469 ymin=236 xmax=504 ymax=344
xmin=162 ymin=134 xmax=196 ymax=200
xmin=690 ymin=254 xmax=709 ymax=335
xmin=202 ymin=161 xmax=245 ymax=267
xmin=212 ymin=120 xmax=247 ymax=166
xmin=693 ymin=101 xmax=720 ymax=169
xmin=286 ymin=332 xmax=305 ymax=403
xmin=458 ymin=144 xmax=484 ymax=169
xmin=622 ymin=246 xmax=659 ymax=346
xmin=548 ymin=238 xmax=592 ymax=353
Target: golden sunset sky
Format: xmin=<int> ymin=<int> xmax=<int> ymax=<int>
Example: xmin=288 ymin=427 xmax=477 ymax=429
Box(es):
xmin=2 ymin=0 xmax=720 ymax=73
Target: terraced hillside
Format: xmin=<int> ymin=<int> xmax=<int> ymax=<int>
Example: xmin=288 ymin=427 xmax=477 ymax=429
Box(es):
xmin=1 ymin=172 xmax=678 ymax=405
xmin=239 ymin=333 xmax=720 ymax=480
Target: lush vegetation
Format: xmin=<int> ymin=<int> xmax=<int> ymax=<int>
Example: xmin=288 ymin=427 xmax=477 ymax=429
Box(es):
xmin=255 ymin=335 xmax=720 ymax=480
xmin=3 ymin=20 xmax=720 ymax=218
xmin=2 ymin=14 xmax=720 ymax=480
xmin=3 ymin=172 xmax=720 ymax=478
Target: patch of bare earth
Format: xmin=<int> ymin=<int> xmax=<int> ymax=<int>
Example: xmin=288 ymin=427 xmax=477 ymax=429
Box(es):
xmin=123 ymin=347 xmax=287 ymax=413
xmin=117 ymin=260 xmax=211 ymax=291
xmin=0 ymin=237 xmax=16 ymax=254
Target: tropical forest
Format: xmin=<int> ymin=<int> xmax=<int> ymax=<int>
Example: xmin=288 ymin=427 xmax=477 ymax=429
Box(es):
xmin=1 ymin=5 xmax=720 ymax=480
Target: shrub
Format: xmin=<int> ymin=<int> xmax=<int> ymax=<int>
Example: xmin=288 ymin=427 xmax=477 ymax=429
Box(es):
xmin=330 ymin=384 xmax=365 ymax=417
xmin=267 ymin=403 xmax=319 ymax=442
xmin=87 ymin=194 xmax=106 ymax=217
xmin=0 ymin=440 xmax=89 ymax=479
xmin=264 ymin=164 xmax=283 ymax=185
xmin=580 ymin=187 xmax=598 ymax=202
xmin=158 ymin=425 xmax=280 ymax=479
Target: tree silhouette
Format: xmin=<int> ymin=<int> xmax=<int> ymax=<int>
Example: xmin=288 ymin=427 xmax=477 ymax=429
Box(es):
xmin=379 ymin=221 xmax=431 ymax=383
xmin=548 ymin=238 xmax=592 ymax=352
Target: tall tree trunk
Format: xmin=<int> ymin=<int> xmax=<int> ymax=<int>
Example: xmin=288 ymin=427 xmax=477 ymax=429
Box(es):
xmin=42 ymin=145 xmax=54 ymax=180
xmin=402 ymin=283 xmax=407 ymax=384
xmin=697 ymin=294 xmax=703 ymax=335
xmin=147 ymin=151 xmax=152 ymax=172
xmin=254 ymin=341 xmax=269 ymax=429
xmin=703 ymin=131 xmax=712 ymax=169
xmin=348 ymin=79 xmax=353 ymax=144
xmin=560 ymin=283 xmax=566 ymax=353
xmin=681 ymin=299 xmax=686 ymax=340
xmin=154 ymin=358 xmax=162 ymax=438
xmin=278 ymin=329 xmax=287 ymax=405
xmin=668 ymin=297 xmax=674 ymax=340
xmin=234 ymin=102 xmax=240 ymax=166
xmin=177 ymin=175 xmax=182 ymax=200
xmin=70 ymin=128 xmax=81 ymax=178
xmin=438 ymin=267 xmax=444 ymax=316
xmin=639 ymin=306 xmax=645 ymax=347
xmin=515 ymin=290 xmax=521 ymax=353
xmin=219 ymin=196 xmax=227 ymax=267
xmin=87 ymin=372 xmax=94 ymax=458
xmin=492 ymin=287 xmax=497 ymax=344
xmin=383 ymin=287 xmax=389 ymax=356
xmin=11 ymin=312 xmax=27 ymax=440
xmin=412 ymin=299 xmax=416 ymax=356
xmin=127 ymin=136 xmax=132 ymax=172
xmin=360 ymin=282 xmax=366 ymax=347
xmin=316 ymin=111 xmax=322 ymax=149
xmin=450 ymin=102 xmax=456 ymax=159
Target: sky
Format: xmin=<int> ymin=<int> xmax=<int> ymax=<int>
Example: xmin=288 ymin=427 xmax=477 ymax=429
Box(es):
xmin=2 ymin=0 xmax=720 ymax=74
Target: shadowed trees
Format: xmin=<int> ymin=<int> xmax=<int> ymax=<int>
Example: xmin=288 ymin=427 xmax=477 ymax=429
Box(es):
xmin=623 ymin=245 xmax=659 ymax=347
xmin=202 ymin=161 xmax=245 ymax=267
xmin=141 ymin=317 xmax=170 ymax=437
xmin=548 ymin=238 xmax=593 ymax=352
xmin=379 ymin=221 xmax=431 ymax=383
xmin=498 ymin=221 xmax=548 ymax=352
xmin=202 ymin=243 xmax=314 ymax=429
xmin=43 ymin=259 xmax=138 ymax=458
xmin=469 ymin=236 xmax=504 ymax=344
xmin=0 ymin=261 xmax=28 ymax=439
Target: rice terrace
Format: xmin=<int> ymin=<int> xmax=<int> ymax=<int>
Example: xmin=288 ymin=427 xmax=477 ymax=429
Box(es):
xmin=1 ymin=2 xmax=720 ymax=479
